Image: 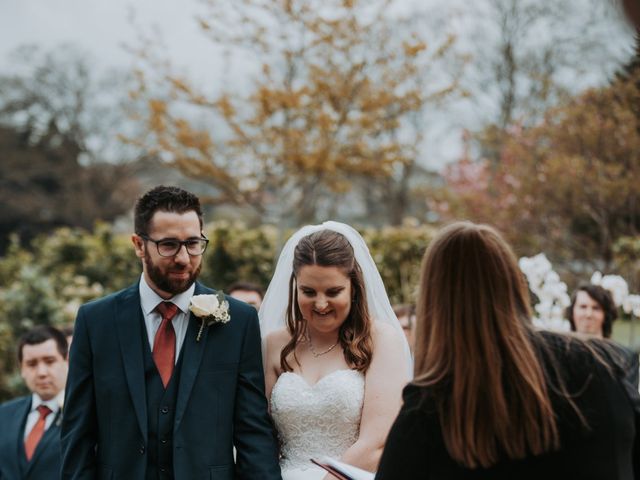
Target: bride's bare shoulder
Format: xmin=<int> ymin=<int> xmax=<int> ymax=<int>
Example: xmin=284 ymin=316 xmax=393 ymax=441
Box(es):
xmin=370 ymin=321 xmax=405 ymax=352
xmin=266 ymin=328 xmax=291 ymax=350
xmin=371 ymin=320 xmax=399 ymax=340
xmin=265 ymin=328 xmax=292 ymax=375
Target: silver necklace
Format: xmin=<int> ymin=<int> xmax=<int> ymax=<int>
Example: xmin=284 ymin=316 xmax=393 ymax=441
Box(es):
xmin=307 ymin=334 xmax=339 ymax=357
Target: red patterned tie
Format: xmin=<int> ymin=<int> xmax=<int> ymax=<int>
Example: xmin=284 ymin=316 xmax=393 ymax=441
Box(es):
xmin=25 ymin=405 xmax=52 ymax=460
xmin=153 ymin=302 xmax=178 ymax=388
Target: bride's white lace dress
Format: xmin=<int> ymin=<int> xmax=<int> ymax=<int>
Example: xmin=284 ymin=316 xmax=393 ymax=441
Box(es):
xmin=270 ymin=369 xmax=365 ymax=480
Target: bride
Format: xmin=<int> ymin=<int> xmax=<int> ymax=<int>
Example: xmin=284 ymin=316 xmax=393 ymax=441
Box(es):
xmin=259 ymin=221 xmax=411 ymax=480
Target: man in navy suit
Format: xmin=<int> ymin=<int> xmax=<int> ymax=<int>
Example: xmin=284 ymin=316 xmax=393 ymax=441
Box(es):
xmin=0 ymin=325 xmax=69 ymax=480
xmin=61 ymin=186 xmax=281 ymax=479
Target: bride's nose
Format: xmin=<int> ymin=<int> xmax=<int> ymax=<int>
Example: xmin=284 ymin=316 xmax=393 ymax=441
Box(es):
xmin=314 ymin=297 xmax=328 ymax=310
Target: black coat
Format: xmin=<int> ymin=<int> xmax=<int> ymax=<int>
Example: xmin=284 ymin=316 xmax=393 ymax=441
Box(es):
xmin=376 ymin=332 xmax=640 ymax=479
xmin=617 ymin=343 xmax=639 ymax=391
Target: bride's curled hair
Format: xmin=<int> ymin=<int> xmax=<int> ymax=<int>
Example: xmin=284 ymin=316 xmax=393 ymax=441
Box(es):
xmin=280 ymin=229 xmax=373 ymax=373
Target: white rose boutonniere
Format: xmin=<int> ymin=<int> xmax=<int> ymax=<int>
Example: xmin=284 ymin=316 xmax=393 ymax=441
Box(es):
xmin=189 ymin=291 xmax=231 ymax=342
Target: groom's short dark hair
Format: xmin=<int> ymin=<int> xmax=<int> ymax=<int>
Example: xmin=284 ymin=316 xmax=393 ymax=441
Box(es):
xmin=134 ymin=185 xmax=204 ymax=236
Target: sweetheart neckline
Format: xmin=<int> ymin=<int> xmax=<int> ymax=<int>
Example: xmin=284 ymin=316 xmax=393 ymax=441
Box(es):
xmin=277 ymin=368 xmax=363 ymax=389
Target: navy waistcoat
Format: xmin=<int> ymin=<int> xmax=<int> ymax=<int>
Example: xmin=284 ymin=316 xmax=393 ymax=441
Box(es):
xmin=142 ymin=322 xmax=185 ymax=480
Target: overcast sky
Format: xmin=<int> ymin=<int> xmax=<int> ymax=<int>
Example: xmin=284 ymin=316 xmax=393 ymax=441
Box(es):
xmin=0 ymin=0 xmax=213 ymax=75
xmin=0 ymin=0 xmax=635 ymax=168
xmin=2 ymin=0 xmax=634 ymax=84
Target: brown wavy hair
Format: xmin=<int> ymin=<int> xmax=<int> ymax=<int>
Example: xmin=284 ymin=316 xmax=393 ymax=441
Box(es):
xmin=413 ymin=221 xmax=560 ymax=468
xmin=280 ymin=229 xmax=373 ymax=373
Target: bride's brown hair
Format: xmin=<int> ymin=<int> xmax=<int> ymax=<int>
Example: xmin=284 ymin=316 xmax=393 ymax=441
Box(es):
xmin=280 ymin=229 xmax=373 ymax=373
xmin=413 ymin=221 xmax=561 ymax=468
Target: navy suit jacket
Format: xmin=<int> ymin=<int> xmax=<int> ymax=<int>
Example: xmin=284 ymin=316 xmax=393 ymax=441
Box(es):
xmin=61 ymin=282 xmax=281 ymax=480
xmin=0 ymin=395 xmax=62 ymax=480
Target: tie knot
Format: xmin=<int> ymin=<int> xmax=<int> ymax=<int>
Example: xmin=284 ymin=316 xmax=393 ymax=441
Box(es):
xmin=36 ymin=405 xmax=52 ymax=418
xmin=156 ymin=302 xmax=179 ymax=321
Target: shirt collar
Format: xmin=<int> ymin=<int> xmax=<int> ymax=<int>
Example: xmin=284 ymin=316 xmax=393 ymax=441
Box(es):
xmin=30 ymin=391 xmax=64 ymax=414
xmin=139 ymin=273 xmax=196 ymax=316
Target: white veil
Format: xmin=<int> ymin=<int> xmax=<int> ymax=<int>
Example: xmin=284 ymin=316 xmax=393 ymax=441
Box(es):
xmin=258 ymin=220 xmax=413 ymax=375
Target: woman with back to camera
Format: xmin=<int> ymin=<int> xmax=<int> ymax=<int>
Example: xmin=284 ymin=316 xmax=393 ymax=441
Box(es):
xmin=567 ymin=283 xmax=639 ymax=388
xmin=260 ymin=221 xmax=411 ymax=480
xmin=376 ymin=221 xmax=640 ymax=479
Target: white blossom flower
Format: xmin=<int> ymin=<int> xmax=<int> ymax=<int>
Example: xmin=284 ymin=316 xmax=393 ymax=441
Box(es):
xmin=520 ymin=253 xmax=571 ymax=332
xmin=623 ymin=294 xmax=640 ymax=317
xmin=600 ymin=275 xmax=629 ymax=307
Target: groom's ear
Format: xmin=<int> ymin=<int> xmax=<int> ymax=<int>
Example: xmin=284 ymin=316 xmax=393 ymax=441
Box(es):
xmin=132 ymin=234 xmax=146 ymax=259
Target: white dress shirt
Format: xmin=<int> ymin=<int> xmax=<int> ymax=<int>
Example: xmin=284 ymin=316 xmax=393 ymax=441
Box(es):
xmin=139 ymin=274 xmax=195 ymax=362
xmin=23 ymin=391 xmax=64 ymax=440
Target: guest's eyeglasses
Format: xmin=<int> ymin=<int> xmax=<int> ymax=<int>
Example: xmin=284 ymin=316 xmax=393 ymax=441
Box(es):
xmin=139 ymin=234 xmax=209 ymax=257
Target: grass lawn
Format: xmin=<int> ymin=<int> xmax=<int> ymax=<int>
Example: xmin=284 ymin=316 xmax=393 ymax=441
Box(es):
xmin=612 ymin=319 xmax=640 ymax=352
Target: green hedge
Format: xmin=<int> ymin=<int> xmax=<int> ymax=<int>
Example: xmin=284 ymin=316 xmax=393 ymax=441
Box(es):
xmin=0 ymin=221 xmax=434 ymax=400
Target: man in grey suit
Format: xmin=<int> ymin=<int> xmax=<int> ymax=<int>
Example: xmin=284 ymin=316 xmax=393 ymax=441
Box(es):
xmin=0 ymin=325 xmax=68 ymax=480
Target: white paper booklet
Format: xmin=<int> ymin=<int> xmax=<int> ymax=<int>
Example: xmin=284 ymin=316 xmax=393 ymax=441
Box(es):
xmin=311 ymin=456 xmax=375 ymax=480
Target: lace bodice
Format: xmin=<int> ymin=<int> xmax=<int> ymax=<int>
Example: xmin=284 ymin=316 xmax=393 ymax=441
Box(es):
xmin=270 ymin=369 xmax=365 ymax=473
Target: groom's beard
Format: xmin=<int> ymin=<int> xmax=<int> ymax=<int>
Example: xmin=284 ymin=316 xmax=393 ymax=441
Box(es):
xmin=144 ymin=251 xmax=202 ymax=295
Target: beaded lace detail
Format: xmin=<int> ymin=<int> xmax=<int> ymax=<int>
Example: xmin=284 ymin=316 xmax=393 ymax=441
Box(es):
xmin=270 ymin=369 xmax=365 ymax=472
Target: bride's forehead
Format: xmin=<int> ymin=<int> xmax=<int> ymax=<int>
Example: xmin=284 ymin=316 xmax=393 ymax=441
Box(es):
xmin=296 ymin=265 xmax=350 ymax=286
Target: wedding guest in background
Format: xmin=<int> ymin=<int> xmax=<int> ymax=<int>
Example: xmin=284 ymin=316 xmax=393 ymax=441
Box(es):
xmin=567 ymin=283 xmax=618 ymax=338
xmin=0 ymin=325 xmax=68 ymax=480
xmin=393 ymin=304 xmax=416 ymax=354
xmin=61 ymin=185 xmax=280 ymax=479
xmin=377 ymin=221 xmax=640 ymax=479
xmin=566 ymin=283 xmax=639 ymax=388
xmin=260 ymin=221 xmax=412 ymax=479
xmin=228 ymin=281 xmax=264 ymax=309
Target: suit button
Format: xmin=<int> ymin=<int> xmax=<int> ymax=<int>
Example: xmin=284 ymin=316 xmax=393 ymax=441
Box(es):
xmin=160 ymin=467 xmax=166 ymax=473
xmin=161 ymin=406 xmax=169 ymax=414
xmin=139 ymin=445 xmax=145 ymax=454
xmin=161 ymin=438 xmax=167 ymax=444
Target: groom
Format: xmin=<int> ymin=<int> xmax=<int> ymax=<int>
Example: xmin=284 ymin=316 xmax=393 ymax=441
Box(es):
xmin=61 ymin=186 xmax=281 ymax=479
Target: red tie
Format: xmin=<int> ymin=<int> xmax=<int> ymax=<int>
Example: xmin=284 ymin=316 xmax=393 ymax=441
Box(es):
xmin=154 ymin=302 xmax=178 ymax=388
xmin=25 ymin=405 xmax=52 ymax=460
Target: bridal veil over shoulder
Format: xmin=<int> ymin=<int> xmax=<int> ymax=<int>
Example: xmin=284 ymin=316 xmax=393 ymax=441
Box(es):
xmin=258 ymin=221 xmax=412 ymax=374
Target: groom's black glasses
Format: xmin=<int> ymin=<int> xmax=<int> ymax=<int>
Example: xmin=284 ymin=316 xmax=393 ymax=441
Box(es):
xmin=140 ymin=234 xmax=209 ymax=257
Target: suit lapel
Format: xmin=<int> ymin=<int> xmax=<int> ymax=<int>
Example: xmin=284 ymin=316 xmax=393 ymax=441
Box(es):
xmin=9 ymin=397 xmax=31 ymax=476
xmin=115 ymin=284 xmax=148 ymax=440
xmin=175 ymin=283 xmax=213 ymax=430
